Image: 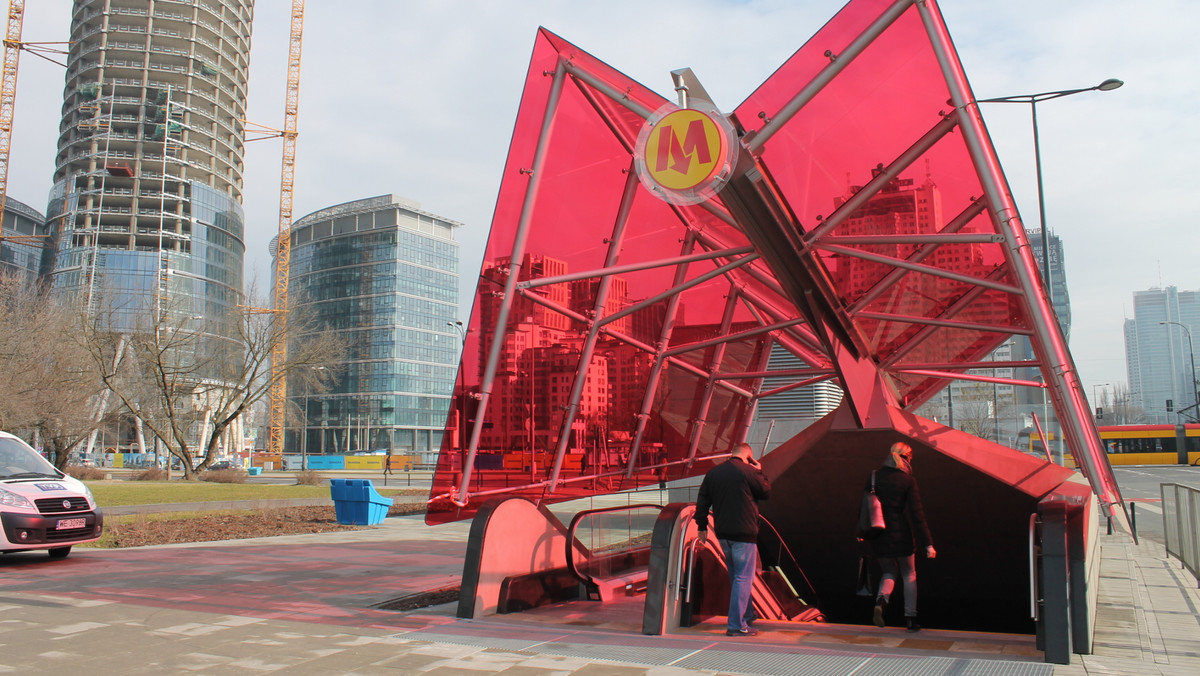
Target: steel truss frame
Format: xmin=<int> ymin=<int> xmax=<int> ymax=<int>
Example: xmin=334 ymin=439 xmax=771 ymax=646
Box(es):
xmin=438 ymin=0 xmax=1126 ymax=529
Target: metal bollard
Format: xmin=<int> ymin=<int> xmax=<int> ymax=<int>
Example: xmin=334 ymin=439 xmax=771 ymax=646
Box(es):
xmin=1130 ymin=502 xmax=1137 ymax=540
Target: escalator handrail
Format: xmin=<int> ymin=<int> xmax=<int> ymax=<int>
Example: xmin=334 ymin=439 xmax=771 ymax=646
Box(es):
xmin=566 ymin=503 xmax=663 ymax=588
xmin=684 ymin=535 xmax=703 ymax=603
xmin=683 ymin=531 xmax=790 ymax=620
xmin=757 ymin=513 xmax=821 ymax=608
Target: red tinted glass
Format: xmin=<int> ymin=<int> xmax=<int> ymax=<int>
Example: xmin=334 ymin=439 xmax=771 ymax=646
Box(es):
xmin=427 ymin=0 xmax=1075 ymax=524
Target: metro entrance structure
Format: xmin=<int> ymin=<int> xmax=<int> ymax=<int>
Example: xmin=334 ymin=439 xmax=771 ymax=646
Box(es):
xmin=428 ymin=0 xmax=1122 ymax=663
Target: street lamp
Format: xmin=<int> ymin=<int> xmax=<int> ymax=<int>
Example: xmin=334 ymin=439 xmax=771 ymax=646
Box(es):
xmin=447 ymin=321 xmax=467 ymax=455
xmin=978 ymin=78 xmax=1123 ymax=293
xmin=301 ymin=365 xmax=327 ymax=470
xmin=1160 ymin=321 xmax=1198 ymax=423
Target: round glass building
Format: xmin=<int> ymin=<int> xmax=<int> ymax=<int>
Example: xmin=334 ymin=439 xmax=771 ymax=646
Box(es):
xmin=43 ymin=0 xmax=252 ymax=347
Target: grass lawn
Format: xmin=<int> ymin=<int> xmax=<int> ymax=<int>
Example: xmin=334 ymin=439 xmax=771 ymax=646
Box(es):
xmin=86 ymin=481 xmax=417 ymax=507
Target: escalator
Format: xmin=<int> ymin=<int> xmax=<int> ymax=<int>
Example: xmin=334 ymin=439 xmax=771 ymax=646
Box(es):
xmin=642 ymin=503 xmax=824 ymax=634
xmin=565 ymin=503 xmax=663 ymax=602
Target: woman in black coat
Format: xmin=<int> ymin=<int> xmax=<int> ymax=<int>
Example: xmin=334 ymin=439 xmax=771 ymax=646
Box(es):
xmin=868 ymin=442 xmax=936 ymax=632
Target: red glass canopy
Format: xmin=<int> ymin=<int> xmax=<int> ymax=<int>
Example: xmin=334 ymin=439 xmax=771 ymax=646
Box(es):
xmin=427 ymin=0 xmax=1124 ymax=526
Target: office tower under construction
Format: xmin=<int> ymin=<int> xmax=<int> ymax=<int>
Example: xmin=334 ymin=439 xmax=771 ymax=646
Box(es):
xmin=43 ymin=0 xmax=254 ymax=338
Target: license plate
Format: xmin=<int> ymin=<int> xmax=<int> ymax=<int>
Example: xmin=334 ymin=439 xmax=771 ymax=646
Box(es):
xmin=57 ymin=518 xmax=86 ymax=530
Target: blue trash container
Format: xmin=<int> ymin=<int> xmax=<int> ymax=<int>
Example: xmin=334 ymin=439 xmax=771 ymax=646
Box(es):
xmin=329 ymin=478 xmax=393 ymax=525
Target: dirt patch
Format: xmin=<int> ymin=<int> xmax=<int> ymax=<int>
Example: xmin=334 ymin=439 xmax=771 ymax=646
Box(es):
xmin=375 ymin=586 xmax=461 ymax=612
xmin=98 ymin=503 xmax=426 ymax=548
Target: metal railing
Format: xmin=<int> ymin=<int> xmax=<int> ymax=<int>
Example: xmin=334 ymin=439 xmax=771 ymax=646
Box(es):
xmin=1162 ymin=483 xmax=1200 ymax=585
xmin=566 ymin=503 xmax=662 ymax=597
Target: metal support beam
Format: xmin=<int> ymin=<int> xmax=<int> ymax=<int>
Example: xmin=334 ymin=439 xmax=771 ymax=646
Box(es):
xmin=917 ymin=0 xmax=1128 ymax=529
xmin=748 ymin=0 xmax=916 ymax=153
xmin=857 ymin=310 xmax=1033 ymax=336
xmin=805 ymin=112 xmax=961 ymax=244
xmin=683 ymin=289 xmax=742 ymax=464
xmin=457 ymin=57 xmax=569 ymax=504
xmin=819 ymin=243 xmax=1024 ymax=296
xmin=516 ymin=246 xmax=756 ymax=292
xmin=547 ymin=165 xmax=640 ymax=490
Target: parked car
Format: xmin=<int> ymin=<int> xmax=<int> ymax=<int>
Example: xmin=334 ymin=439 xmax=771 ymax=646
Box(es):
xmin=0 ymin=431 xmax=103 ymax=559
xmin=207 ymin=460 xmax=239 ymax=471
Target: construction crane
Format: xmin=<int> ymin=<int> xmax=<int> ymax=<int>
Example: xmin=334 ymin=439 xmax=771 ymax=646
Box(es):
xmin=0 ymin=0 xmax=68 ymax=249
xmin=267 ymin=0 xmax=305 ymax=456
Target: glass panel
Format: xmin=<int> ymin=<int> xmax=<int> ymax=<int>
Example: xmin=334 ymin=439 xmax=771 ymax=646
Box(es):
xmin=428 ymin=0 xmax=1113 ymax=523
xmin=428 ymin=28 xmax=777 ymax=524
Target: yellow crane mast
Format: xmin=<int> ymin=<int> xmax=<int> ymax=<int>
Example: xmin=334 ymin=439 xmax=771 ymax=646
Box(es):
xmin=0 ymin=0 xmax=24 ymax=243
xmin=268 ymin=0 xmax=305 ymax=456
xmin=0 ymin=1 xmax=67 ymax=252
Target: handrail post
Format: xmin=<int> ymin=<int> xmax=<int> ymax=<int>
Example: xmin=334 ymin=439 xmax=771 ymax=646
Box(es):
xmin=1029 ymin=513 xmax=1040 ymax=621
xmin=1040 ymin=500 xmax=1073 ymax=664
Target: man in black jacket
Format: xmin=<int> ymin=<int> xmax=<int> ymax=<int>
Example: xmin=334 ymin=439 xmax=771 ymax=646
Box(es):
xmin=694 ymin=442 xmax=771 ymax=636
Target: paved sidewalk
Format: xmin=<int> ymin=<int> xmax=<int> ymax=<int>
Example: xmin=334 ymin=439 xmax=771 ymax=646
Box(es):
xmin=1055 ymin=534 xmax=1200 ymax=676
xmin=0 ymin=514 xmax=1197 ymax=674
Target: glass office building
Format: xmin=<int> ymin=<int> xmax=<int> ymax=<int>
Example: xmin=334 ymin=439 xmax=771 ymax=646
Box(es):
xmin=280 ymin=195 xmax=461 ymax=465
xmin=1 ymin=198 xmax=48 ymax=283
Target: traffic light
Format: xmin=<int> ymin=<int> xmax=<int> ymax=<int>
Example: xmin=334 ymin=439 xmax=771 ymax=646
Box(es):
xmin=1166 ymin=399 xmax=1174 ymax=412
xmin=1095 ymin=407 xmax=1103 ymax=420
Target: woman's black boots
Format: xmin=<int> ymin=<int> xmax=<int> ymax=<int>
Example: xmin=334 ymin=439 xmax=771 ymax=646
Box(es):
xmin=873 ymin=596 xmax=887 ymax=628
xmin=905 ymin=616 xmax=921 ymax=632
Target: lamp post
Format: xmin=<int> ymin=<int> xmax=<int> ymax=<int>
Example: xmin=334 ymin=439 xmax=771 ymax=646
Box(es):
xmin=447 ymin=320 xmax=467 ymax=460
xmin=301 ymin=365 xmax=327 ymax=471
xmin=978 ymin=78 xmax=1123 ymax=294
xmin=1160 ymin=321 xmax=1198 ymax=423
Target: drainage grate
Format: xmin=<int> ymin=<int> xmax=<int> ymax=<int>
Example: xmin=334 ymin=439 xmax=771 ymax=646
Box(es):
xmin=535 ymin=641 xmax=694 ymax=666
xmin=392 ymin=630 xmax=1054 ymax=676
xmin=956 ymin=662 xmax=1053 ymax=676
xmin=849 ymin=655 xmax=1052 ymax=676
xmin=676 ymin=650 xmax=868 ymax=675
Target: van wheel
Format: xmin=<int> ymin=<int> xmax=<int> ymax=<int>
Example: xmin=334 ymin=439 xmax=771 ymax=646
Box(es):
xmin=48 ymin=546 xmax=71 ymax=559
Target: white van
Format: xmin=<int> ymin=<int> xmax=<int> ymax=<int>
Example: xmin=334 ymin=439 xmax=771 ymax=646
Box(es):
xmin=0 ymin=432 xmax=103 ymax=558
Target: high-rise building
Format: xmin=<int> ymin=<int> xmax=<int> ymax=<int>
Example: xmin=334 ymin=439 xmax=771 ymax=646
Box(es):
xmin=750 ymin=343 xmax=844 ymax=452
xmin=1027 ymin=230 xmax=1071 ymax=341
xmin=43 ymin=0 xmax=253 ymax=342
xmin=917 ymin=339 xmax=1018 ymax=444
xmin=1124 ymin=286 xmax=1200 ymax=424
xmin=1008 ymin=230 xmax=1071 ymax=433
xmin=754 ymin=345 xmax=843 ymax=422
xmin=281 ymin=195 xmax=462 ymax=465
xmin=1 ymin=197 xmax=48 ymax=283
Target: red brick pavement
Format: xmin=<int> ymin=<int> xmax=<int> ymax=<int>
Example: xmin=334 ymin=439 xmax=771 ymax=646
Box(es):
xmin=0 ymin=539 xmax=463 ymax=631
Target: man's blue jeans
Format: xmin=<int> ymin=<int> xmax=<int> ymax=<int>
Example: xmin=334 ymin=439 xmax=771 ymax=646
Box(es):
xmin=719 ymin=538 xmax=758 ymax=631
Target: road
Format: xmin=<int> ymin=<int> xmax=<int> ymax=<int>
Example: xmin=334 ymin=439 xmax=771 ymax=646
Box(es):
xmin=1112 ymin=464 xmax=1200 ymax=544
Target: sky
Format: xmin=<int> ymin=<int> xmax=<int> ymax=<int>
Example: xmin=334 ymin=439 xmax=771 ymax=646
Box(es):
xmin=10 ymin=0 xmax=1199 ymax=403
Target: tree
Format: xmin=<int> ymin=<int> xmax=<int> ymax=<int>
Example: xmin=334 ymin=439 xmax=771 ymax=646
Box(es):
xmin=1105 ymin=383 xmax=1147 ymax=426
xmin=83 ymin=289 xmax=344 ymax=479
xmin=0 ymin=275 xmax=109 ymax=467
xmin=954 ymin=382 xmax=997 ymax=440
